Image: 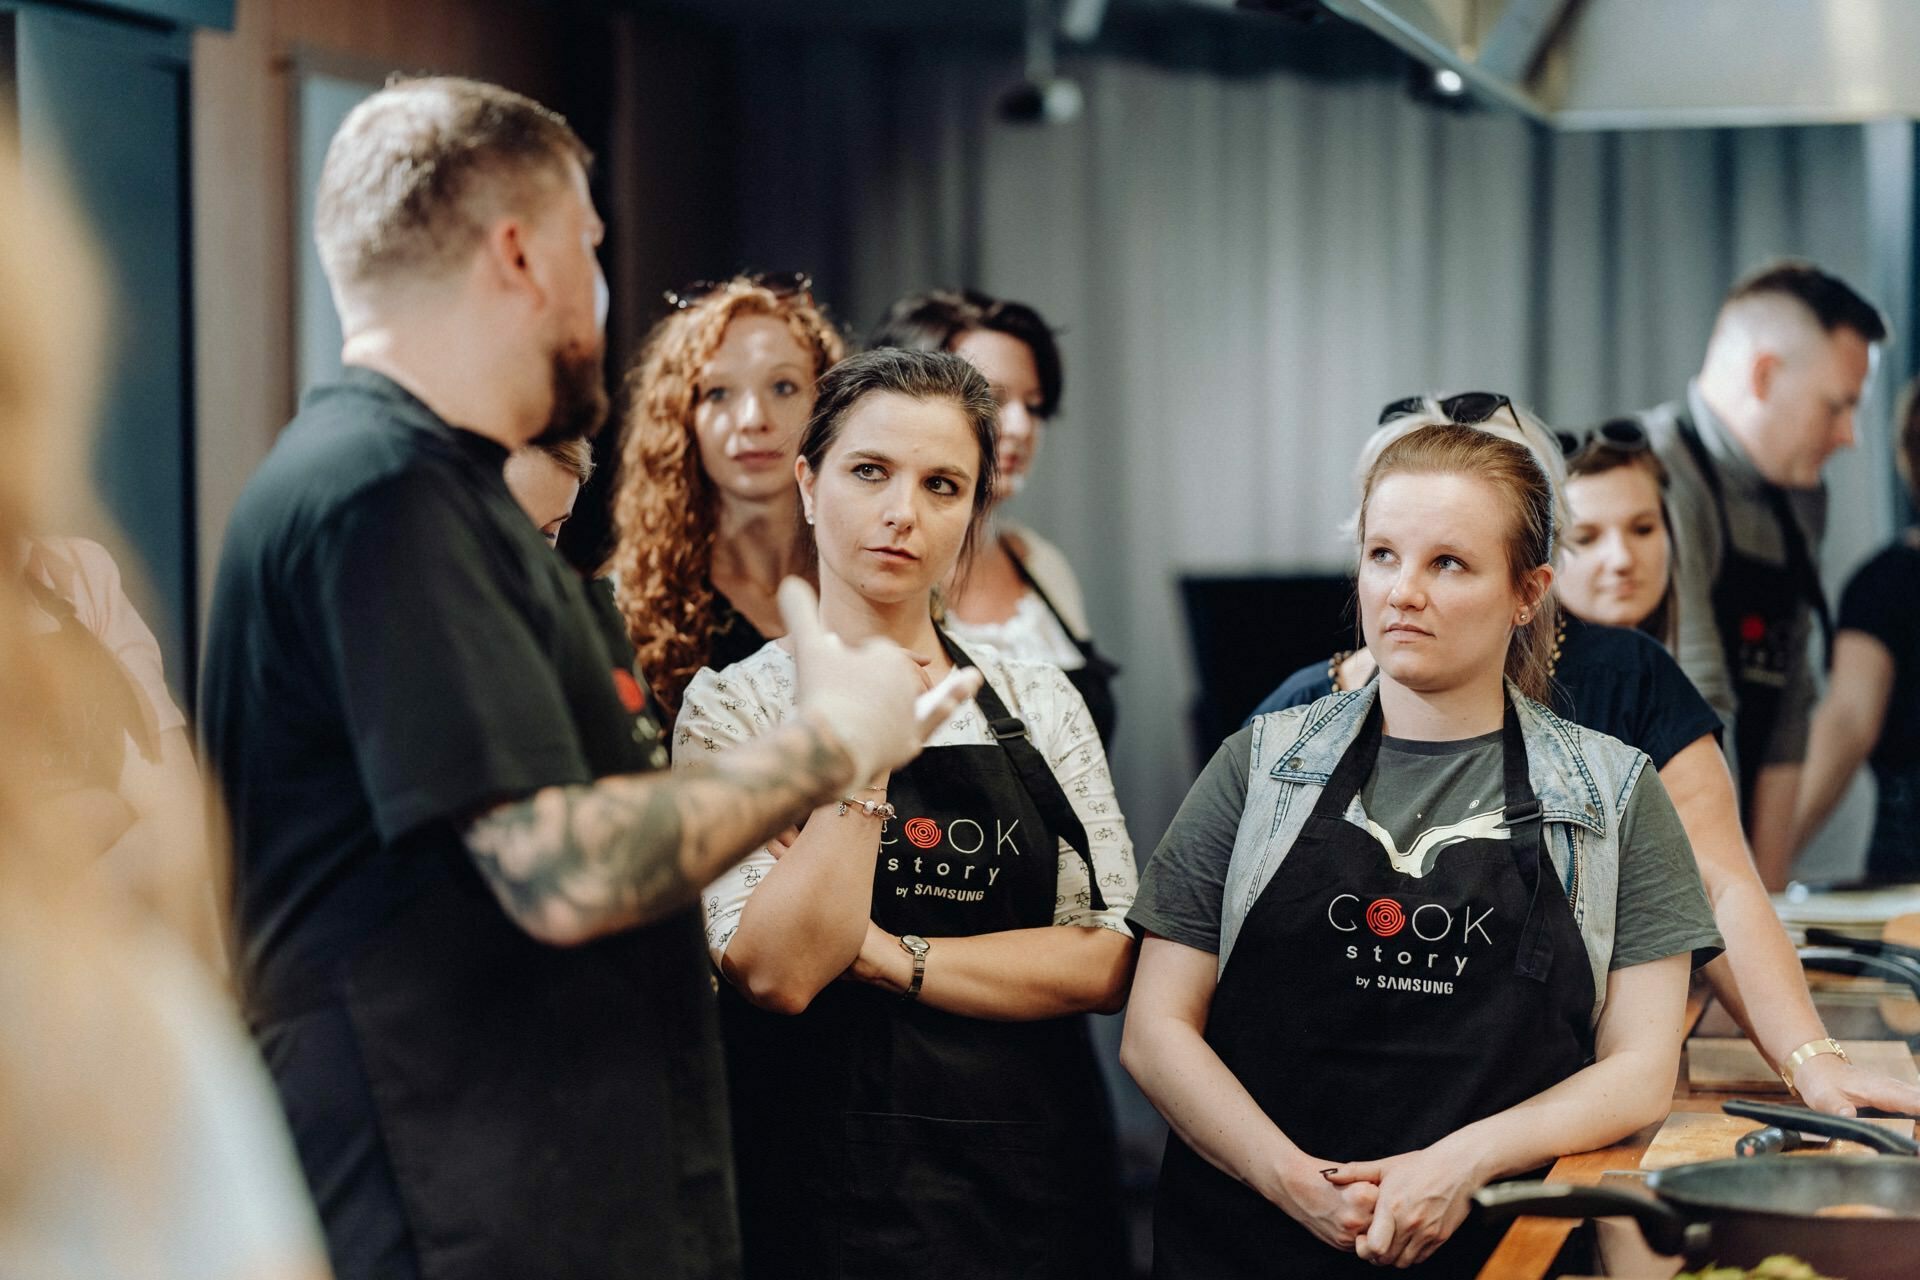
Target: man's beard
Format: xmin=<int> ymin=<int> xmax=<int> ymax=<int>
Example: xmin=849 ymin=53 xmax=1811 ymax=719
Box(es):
xmin=529 ymin=337 xmax=609 ymax=447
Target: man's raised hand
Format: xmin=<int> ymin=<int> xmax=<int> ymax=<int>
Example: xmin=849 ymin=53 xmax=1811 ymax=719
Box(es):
xmin=779 ymin=579 xmax=982 ymax=784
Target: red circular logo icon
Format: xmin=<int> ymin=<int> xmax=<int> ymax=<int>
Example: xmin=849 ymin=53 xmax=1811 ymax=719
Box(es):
xmin=1365 ymin=899 xmax=1406 ymax=937
xmin=1739 ymin=614 xmax=1767 ymax=644
xmin=610 ymin=669 xmax=646 ymax=715
xmin=903 ymin=817 xmax=942 ymax=849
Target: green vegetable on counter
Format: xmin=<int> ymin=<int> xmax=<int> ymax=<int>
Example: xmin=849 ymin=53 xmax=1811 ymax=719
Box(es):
xmin=1675 ymin=1257 xmax=1835 ymax=1280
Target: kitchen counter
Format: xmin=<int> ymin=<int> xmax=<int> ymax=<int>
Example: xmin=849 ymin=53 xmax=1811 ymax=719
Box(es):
xmin=1474 ymin=978 xmax=1865 ymax=1279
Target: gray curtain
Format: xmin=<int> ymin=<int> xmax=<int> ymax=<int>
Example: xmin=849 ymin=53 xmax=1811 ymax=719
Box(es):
xmin=731 ymin=33 xmax=1899 ymax=872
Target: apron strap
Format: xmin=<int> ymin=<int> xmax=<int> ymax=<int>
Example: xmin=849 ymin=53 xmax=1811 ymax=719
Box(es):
xmin=1677 ymin=415 xmax=1833 ymax=666
xmin=1306 ymin=697 xmax=1384 ymax=819
xmin=1497 ymin=705 xmax=1553 ymax=984
xmin=1759 ymin=484 xmax=1835 ymax=663
xmin=939 ymin=631 xmax=1107 ymax=913
xmin=1004 ymin=536 xmax=1121 ymax=681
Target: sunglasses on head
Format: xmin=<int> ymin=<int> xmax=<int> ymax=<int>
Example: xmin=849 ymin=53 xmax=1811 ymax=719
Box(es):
xmin=663 ymin=270 xmax=814 ymax=311
xmin=1378 ymin=391 xmax=1521 ymax=433
xmin=1553 ymin=417 xmax=1651 ymax=459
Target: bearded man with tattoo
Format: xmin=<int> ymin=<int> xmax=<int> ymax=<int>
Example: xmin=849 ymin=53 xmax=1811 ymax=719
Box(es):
xmin=199 ymin=78 xmax=977 ymax=1280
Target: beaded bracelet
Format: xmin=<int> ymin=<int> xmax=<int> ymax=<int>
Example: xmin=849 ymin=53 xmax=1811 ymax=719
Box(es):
xmin=837 ymin=796 xmax=897 ymax=824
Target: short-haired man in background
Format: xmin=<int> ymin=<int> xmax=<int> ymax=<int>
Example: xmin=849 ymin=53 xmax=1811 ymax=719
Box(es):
xmin=1638 ymin=261 xmax=1886 ymax=888
xmin=201 ymin=77 xmax=974 ymax=1280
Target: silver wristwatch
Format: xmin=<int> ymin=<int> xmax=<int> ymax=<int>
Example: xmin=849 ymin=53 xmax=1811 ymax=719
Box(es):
xmin=898 ymin=933 xmax=930 ymax=1001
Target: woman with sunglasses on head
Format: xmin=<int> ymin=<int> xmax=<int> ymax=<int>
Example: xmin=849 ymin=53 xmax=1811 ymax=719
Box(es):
xmin=871 ymin=290 xmax=1120 ymax=749
xmin=1125 ymin=412 xmax=1720 ymax=1276
xmin=609 ymin=273 xmax=845 ymax=711
xmin=675 ymin=348 xmax=1138 ymax=1279
xmin=1790 ymin=375 xmax=1920 ymax=879
xmin=1255 ymin=396 xmax=1920 ymax=1123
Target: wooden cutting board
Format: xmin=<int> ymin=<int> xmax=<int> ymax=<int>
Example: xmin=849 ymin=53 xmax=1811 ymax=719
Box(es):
xmin=1640 ymin=1110 xmax=1916 ymax=1170
xmin=1687 ymin=1036 xmax=1920 ymax=1093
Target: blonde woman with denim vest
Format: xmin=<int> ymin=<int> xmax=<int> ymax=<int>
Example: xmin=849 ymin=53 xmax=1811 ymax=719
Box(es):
xmin=1123 ymin=412 xmax=1722 ymax=1278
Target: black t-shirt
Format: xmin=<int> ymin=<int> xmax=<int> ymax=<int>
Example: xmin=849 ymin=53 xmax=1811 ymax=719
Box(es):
xmin=200 ymin=370 xmax=728 ymax=1273
xmin=202 ymin=369 xmax=664 ymax=1010
xmin=708 ymin=589 xmax=771 ymax=673
xmin=1249 ymin=615 xmax=1723 ymax=770
xmin=1839 ymin=536 xmax=1920 ymax=773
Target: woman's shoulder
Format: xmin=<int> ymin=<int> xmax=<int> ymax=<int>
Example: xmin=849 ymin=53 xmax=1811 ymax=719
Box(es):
xmin=1001 ymin=521 xmax=1090 ymax=636
xmin=1851 ymin=533 xmax=1920 ymax=586
xmin=675 ymin=641 xmax=794 ymax=738
xmin=1514 ymin=689 xmax=1655 ymax=809
xmin=965 ymin=644 xmax=1076 ymax=713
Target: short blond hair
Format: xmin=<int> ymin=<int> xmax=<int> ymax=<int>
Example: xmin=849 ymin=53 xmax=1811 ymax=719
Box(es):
xmin=534 ymin=437 xmax=595 ymax=484
xmin=315 ymin=76 xmax=590 ymax=294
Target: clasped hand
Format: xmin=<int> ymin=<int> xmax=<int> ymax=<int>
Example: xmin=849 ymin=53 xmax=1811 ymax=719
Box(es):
xmin=1295 ymin=1143 xmax=1483 ymax=1268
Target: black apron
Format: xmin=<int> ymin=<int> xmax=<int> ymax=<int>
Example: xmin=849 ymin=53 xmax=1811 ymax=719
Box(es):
xmin=723 ymin=636 xmax=1124 ymax=1279
xmin=258 ymin=647 xmax=728 ymax=1280
xmin=1006 ymin=539 xmax=1121 ymax=751
xmin=1676 ymin=416 xmax=1833 ymax=809
xmin=1153 ymin=700 xmax=1595 ymax=1279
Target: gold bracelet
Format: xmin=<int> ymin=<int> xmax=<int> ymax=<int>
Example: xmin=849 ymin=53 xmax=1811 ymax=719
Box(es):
xmin=1780 ymin=1036 xmax=1850 ymax=1093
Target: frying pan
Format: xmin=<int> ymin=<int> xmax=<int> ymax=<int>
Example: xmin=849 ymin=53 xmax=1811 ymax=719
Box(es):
xmin=1474 ymin=1100 xmax=1920 ymax=1278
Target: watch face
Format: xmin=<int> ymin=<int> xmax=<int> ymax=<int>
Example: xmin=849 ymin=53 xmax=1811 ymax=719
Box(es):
xmin=901 ymin=933 xmax=930 ymax=955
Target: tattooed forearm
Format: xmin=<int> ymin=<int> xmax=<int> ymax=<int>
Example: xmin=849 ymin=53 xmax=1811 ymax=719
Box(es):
xmin=464 ymin=713 xmax=854 ymax=945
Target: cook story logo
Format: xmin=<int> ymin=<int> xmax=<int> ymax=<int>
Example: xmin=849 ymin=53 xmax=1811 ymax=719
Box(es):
xmin=1328 ymin=892 xmax=1497 ymax=996
xmin=881 ymin=813 xmax=1025 ymax=903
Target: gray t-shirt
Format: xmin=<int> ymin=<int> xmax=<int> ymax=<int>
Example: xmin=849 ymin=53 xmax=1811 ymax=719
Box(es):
xmin=1131 ymin=725 xmax=1722 ymax=971
xmin=1361 ymin=730 xmax=1509 ymax=878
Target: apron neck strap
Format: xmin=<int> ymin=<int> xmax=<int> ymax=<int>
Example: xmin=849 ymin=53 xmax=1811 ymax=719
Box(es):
xmin=938 ymin=632 xmax=1106 ymax=912
xmin=1497 ymin=698 xmax=1553 ymax=983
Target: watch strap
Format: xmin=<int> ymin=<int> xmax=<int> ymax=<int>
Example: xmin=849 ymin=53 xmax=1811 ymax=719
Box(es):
xmin=1781 ymin=1036 xmax=1849 ymax=1092
xmin=898 ymin=934 xmax=927 ymax=1001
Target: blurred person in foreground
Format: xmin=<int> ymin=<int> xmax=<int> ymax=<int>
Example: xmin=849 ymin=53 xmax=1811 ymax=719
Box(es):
xmin=0 ymin=136 xmax=326 ymax=1277
xmin=199 ymin=76 xmax=975 ymax=1280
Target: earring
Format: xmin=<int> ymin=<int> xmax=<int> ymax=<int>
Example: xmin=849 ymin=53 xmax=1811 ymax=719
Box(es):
xmin=1518 ymin=609 xmax=1531 ymax=624
xmin=804 ymin=509 xmax=815 ymax=526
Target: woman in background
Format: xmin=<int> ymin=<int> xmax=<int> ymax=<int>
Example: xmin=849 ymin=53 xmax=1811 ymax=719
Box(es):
xmin=1791 ymin=376 xmax=1920 ymax=878
xmin=872 ymin=290 xmax=1120 ymax=747
xmin=677 ymin=348 xmax=1136 ymax=1278
xmin=610 ymin=273 xmax=844 ymax=710
xmin=0 ymin=138 xmax=326 ymax=1278
xmin=1254 ymin=397 xmax=1920 ymax=1120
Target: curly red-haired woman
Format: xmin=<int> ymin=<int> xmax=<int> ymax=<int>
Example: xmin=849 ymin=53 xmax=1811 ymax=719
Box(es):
xmin=608 ymin=274 xmax=845 ymax=710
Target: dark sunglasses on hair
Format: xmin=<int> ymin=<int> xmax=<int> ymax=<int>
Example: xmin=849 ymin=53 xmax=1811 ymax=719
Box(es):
xmin=1378 ymin=391 xmax=1520 ymax=432
xmin=663 ymin=270 xmax=814 ymax=311
xmin=1552 ymin=417 xmax=1651 ymax=458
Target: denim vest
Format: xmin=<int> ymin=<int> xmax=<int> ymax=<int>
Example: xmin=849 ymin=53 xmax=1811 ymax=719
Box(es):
xmin=1220 ymin=680 xmax=1653 ymax=1025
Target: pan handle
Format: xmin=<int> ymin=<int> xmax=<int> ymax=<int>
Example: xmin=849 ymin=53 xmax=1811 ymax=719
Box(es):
xmin=1472 ymin=1181 xmax=1697 ymax=1257
xmin=1796 ymin=947 xmax=1920 ymax=1004
xmin=1804 ymin=928 xmax=1920 ymax=969
xmin=1734 ymin=1125 xmax=1803 ymax=1157
xmin=1722 ymin=1098 xmax=1920 ymax=1155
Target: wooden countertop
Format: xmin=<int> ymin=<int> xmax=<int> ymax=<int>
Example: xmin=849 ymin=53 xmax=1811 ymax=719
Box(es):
xmin=1475 ymin=981 xmax=1718 ymax=1280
